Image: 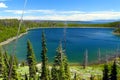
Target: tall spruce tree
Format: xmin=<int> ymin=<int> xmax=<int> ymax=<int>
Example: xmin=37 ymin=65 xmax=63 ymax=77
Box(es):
xmin=27 ymin=40 xmax=37 ymax=80
xmin=102 ymin=64 xmax=109 ymax=80
xmin=110 ymin=60 xmax=117 ymax=80
xmin=40 ymin=31 xmax=49 ymax=80
xmin=51 ymin=44 xmax=71 ymax=80
xmin=51 ymin=44 xmax=63 ymax=80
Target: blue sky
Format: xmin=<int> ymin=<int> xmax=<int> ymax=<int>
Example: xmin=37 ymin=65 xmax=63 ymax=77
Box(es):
xmin=0 ymin=0 xmax=120 ymax=21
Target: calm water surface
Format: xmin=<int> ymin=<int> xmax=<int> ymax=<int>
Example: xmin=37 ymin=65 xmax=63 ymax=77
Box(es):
xmin=4 ymin=28 xmax=120 ymax=63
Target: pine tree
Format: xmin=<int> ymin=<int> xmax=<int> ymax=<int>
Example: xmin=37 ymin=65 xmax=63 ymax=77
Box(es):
xmin=27 ymin=40 xmax=37 ymax=80
xmin=51 ymin=44 xmax=63 ymax=80
xmin=40 ymin=31 xmax=49 ymax=80
xmin=51 ymin=65 xmax=59 ymax=80
xmin=3 ymin=51 xmax=9 ymax=80
xmin=110 ymin=60 xmax=117 ymax=80
xmin=0 ymin=50 xmax=5 ymax=77
xmin=51 ymin=43 xmax=71 ymax=80
xmin=9 ymin=55 xmax=18 ymax=80
xmin=3 ymin=51 xmax=9 ymax=68
xmin=63 ymin=56 xmax=71 ymax=80
xmin=0 ymin=47 xmax=8 ymax=80
xmin=59 ymin=61 xmax=66 ymax=80
xmin=102 ymin=64 xmax=109 ymax=80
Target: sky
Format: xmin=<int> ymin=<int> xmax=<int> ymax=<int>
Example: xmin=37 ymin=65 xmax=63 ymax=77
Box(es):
xmin=0 ymin=0 xmax=120 ymax=21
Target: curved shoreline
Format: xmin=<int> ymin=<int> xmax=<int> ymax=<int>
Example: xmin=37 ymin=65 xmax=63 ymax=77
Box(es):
xmin=0 ymin=27 xmax=114 ymax=46
xmin=0 ymin=32 xmax=28 ymax=46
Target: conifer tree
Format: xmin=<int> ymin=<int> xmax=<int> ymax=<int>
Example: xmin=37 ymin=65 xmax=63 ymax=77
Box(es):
xmin=51 ymin=43 xmax=71 ymax=80
xmin=3 ymin=51 xmax=9 ymax=68
xmin=110 ymin=60 xmax=117 ymax=80
xmin=9 ymin=55 xmax=18 ymax=80
xmin=64 ymin=56 xmax=71 ymax=80
xmin=51 ymin=44 xmax=63 ymax=80
xmin=0 ymin=49 xmax=5 ymax=78
xmin=51 ymin=65 xmax=59 ymax=80
xmin=59 ymin=61 xmax=66 ymax=80
xmin=3 ymin=51 xmax=9 ymax=80
xmin=102 ymin=64 xmax=109 ymax=80
xmin=27 ymin=40 xmax=37 ymax=80
xmin=40 ymin=31 xmax=49 ymax=80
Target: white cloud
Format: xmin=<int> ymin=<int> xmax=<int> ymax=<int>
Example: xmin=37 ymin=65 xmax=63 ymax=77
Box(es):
xmin=0 ymin=2 xmax=7 ymax=8
xmin=2 ymin=10 xmax=120 ymax=21
xmin=4 ymin=10 xmax=54 ymax=14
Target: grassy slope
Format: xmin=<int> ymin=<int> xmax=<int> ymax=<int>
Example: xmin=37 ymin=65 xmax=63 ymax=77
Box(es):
xmin=16 ymin=58 xmax=120 ymax=80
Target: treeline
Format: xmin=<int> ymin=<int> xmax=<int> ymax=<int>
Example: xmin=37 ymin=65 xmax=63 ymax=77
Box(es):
xmin=0 ymin=19 xmax=120 ymax=43
xmin=0 ymin=31 xmax=119 ymax=80
xmin=0 ymin=19 xmax=65 ymax=42
xmin=67 ymin=21 xmax=120 ymax=27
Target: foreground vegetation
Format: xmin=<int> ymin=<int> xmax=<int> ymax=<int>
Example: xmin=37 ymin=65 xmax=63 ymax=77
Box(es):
xmin=0 ymin=31 xmax=119 ymax=80
xmin=0 ymin=19 xmax=120 ymax=43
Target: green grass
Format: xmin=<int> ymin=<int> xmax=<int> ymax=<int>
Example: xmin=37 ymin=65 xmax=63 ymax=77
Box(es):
xmin=17 ymin=66 xmax=29 ymax=75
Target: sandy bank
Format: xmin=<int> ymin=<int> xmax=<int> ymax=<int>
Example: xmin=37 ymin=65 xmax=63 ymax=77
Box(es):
xmin=0 ymin=32 xmax=28 ymax=46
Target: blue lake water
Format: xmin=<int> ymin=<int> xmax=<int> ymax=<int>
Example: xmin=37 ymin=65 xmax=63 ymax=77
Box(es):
xmin=3 ymin=28 xmax=120 ymax=64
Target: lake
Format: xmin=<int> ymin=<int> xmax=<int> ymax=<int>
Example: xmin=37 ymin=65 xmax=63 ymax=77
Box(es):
xmin=3 ymin=28 xmax=120 ymax=64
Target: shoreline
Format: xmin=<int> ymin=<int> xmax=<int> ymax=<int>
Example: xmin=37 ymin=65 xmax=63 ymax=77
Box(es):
xmin=0 ymin=32 xmax=28 ymax=46
xmin=28 ymin=26 xmax=114 ymax=31
xmin=0 ymin=26 xmax=114 ymax=46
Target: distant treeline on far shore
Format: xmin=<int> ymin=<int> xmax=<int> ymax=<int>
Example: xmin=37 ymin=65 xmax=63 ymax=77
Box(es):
xmin=0 ymin=19 xmax=120 ymax=43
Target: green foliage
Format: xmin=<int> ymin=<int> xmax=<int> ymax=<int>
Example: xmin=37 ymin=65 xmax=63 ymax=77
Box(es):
xmin=0 ymin=48 xmax=5 ymax=78
xmin=110 ymin=60 xmax=117 ymax=80
xmin=51 ymin=44 xmax=71 ymax=80
xmin=73 ymin=73 xmax=79 ymax=80
xmin=24 ymin=73 xmax=28 ymax=80
xmin=3 ymin=52 xmax=9 ymax=80
xmin=51 ymin=65 xmax=59 ymax=80
xmin=40 ymin=31 xmax=49 ymax=80
xmin=26 ymin=40 xmax=37 ymax=79
xmin=9 ymin=55 xmax=18 ymax=80
xmin=90 ymin=75 xmax=95 ymax=80
xmin=102 ymin=64 xmax=109 ymax=80
xmin=0 ymin=19 xmax=120 ymax=45
xmin=113 ymin=28 xmax=120 ymax=34
xmin=59 ymin=61 xmax=66 ymax=80
xmin=64 ymin=56 xmax=71 ymax=80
